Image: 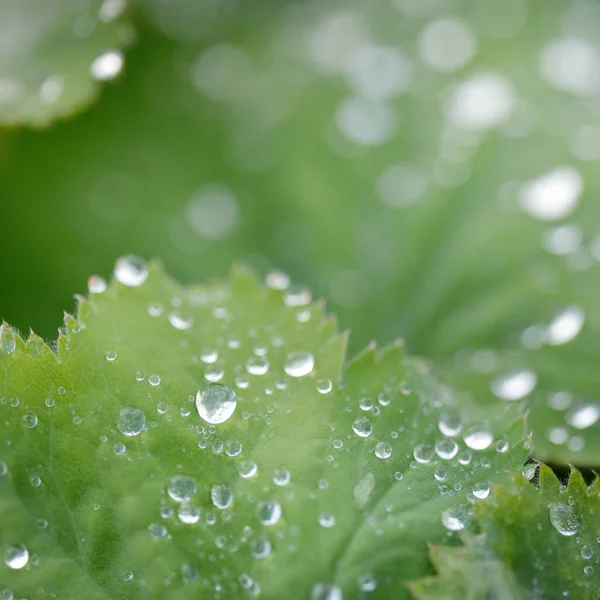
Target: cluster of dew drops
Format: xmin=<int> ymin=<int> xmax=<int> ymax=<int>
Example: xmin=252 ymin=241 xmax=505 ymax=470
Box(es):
xmin=2 ymin=255 xmax=598 ymax=599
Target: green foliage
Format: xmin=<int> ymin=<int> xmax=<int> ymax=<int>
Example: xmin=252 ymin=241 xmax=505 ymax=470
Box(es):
xmin=0 ymin=263 xmax=528 ymax=599
xmin=0 ymin=0 xmax=133 ymax=127
xmin=410 ymin=466 xmax=600 ymax=599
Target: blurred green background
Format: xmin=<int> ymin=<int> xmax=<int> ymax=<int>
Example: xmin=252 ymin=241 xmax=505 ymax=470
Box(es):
xmin=2 ymin=0 xmax=600 ymax=466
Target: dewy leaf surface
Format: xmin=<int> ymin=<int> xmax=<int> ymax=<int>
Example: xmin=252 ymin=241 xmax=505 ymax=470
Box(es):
xmin=0 ymin=0 xmax=133 ymax=127
xmin=410 ymin=466 xmax=600 ymax=600
xmin=0 ymin=261 xmax=528 ymax=599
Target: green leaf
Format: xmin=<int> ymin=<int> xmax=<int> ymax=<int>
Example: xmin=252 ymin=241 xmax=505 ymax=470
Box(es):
xmin=410 ymin=465 xmax=600 ymax=600
xmin=0 ymin=261 xmax=527 ymax=599
xmin=0 ymin=0 xmax=134 ymax=127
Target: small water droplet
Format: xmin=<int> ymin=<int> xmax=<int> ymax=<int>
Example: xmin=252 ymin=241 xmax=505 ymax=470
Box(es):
xmin=91 ymin=50 xmax=124 ymax=81
xmin=105 ymin=350 xmax=117 ymax=362
xmin=148 ymin=374 xmax=161 ymax=386
xmin=0 ymin=327 xmax=16 ymax=356
xmin=117 ymin=407 xmax=145 ymax=436
xmin=549 ymin=503 xmax=581 ymax=536
xmin=210 ymin=484 xmax=233 ymax=510
xmin=265 ymin=270 xmax=290 ymax=290
xmin=148 ymin=523 xmax=168 ymax=540
xmin=413 ymin=443 xmax=434 ymax=464
xmin=3 ymin=545 xmax=29 ymax=569
xmin=438 ymin=409 xmax=462 ymax=437
xmin=311 ymin=583 xmax=342 ymax=600
xmin=178 ymin=503 xmax=201 ymax=524
xmin=375 ymin=442 xmax=392 ymax=459
xmin=581 ymin=545 xmax=593 ymax=560
xmin=441 ymin=505 xmax=467 ymax=531
xmin=251 ymin=536 xmax=271 ymax=558
xmin=491 ymin=370 xmax=537 ymax=401
xmin=316 ymin=379 xmax=333 ymax=394
xmin=246 ymin=356 xmax=270 ymax=376
xmin=168 ymin=312 xmax=193 ymax=330
xmin=238 ymin=460 xmax=258 ymax=478
xmin=196 ymin=385 xmax=237 ymax=424
xmin=258 ymin=500 xmax=282 ymax=525
xmin=122 ymin=570 xmax=134 ymax=582
xmin=167 ymin=475 xmax=197 ymax=503
xmin=522 ymin=463 xmax=537 ymax=480
xmin=114 ymin=255 xmax=148 ymax=286
xmin=225 ymin=440 xmax=242 ymax=456
xmin=352 ymin=416 xmax=372 ymax=438
xmin=284 ymin=352 xmax=315 ymax=377
xmin=273 ymin=468 xmax=291 ymax=486
xmin=472 ymin=482 xmax=490 ymax=499
xmin=87 ymin=275 xmax=107 ymax=294
xmin=319 ymin=513 xmax=336 ymax=528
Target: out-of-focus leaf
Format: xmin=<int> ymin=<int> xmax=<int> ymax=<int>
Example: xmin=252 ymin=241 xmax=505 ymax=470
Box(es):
xmin=0 ymin=261 xmax=527 ymax=599
xmin=0 ymin=0 xmax=133 ymax=127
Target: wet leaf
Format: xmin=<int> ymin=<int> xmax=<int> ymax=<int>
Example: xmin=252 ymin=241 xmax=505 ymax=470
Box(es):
xmin=0 ymin=261 xmax=527 ymax=599
xmin=0 ymin=0 xmax=133 ymax=127
xmin=410 ymin=466 xmax=600 ymax=600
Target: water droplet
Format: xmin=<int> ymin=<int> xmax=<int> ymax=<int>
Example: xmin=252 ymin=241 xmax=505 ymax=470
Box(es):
xmin=156 ymin=401 xmax=168 ymax=414
xmin=117 ymin=407 xmax=145 ymax=436
xmin=438 ymin=409 xmax=462 ymax=437
xmin=284 ymin=352 xmax=315 ymax=377
xmin=200 ymin=349 xmax=219 ymax=364
xmin=178 ymin=503 xmax=201 ymax=524
xmin=148 ymin=523 xmax=168 ymax=540
xmin=547 ymin=307 xmax=585 ymax=345
xmin=419 ymin=17 xmax=476 ymax=72
xmin=317 ymin=379 xmax=333 ymax=394
xmin=22 ymin=413 xmax=38 ymax=429
xmin=319 ymin=513 xmax=336 ymax=528
xmin=549 ymin=503 xmax=581 ymax=536
xmin=584 ymin=565 xmax=594 ymax=575
xmin=123 ymin=570 xmax=134 ymax=582
xmin=311 ymin=583 xmax=343 ymax=600
xmin=435 ymin=439 xmax=458 ymax=460
xmin=522 ymin=463 xmax=537 ymax=480
xmin=204 ymin=365 xmax=224 ymax=382
xmin=113 ymin=442 xmax=126 ymax=455
xmin=491 ymin=370 xmax=537 ymax=401
xmin=375 ymin=442 xmax=392 ymax=459
xmin=3 ymin=545 xmax=29 ymax=569
xmin=258 ymin=500 xmax=282 ymax=525
xmin=566 ymin=403 xmax=600 ymax=430
xmin=265 ymin=270 xmax=290 ymax=290
xmin=105 ymin=350 xmax=117 ymax=362
xmin=457 ymin=450 xmax=472 ymax=465
xmin=91 ymin=50 xmax=124 ymax=81
xmin=30 ymin=475 xmax=41 ymax=488
xmin=358 ymin=573 xmax=377 ymax=592
xmin=354 ymin=472 xmax=376 ymax=506
xmin=0 ymin=327 xmax=16 ymax=356
xmin=114 ymin=255 xmax=148 ymax=286
xmin=472 ymin=482 xmax=490 ymax=499
xmin=582 ymin=545 xmax=593 ymax=560
xmin=196 ymin=385 xmax=237 ymax=424
xmin=168 ymin=312 xmax=193 ymax=330
xmin=238 ymin=460 xmax=258 ymax=478
xmin=463 ymin=424 xmax=493 ymax=450
xmin=413 ymin=443 xmax=434 ymax=464
xmin=88 ymin=275 xmax=107 ymax=294
xmin=167 ymin=475 xmax=197 ymax=503
xmin=147 ymin=303 xmax=163 ymax=317
xmin=225 ymin=440 xmax=242 ymax=456
xmin=352 ymin=416 xmax=372 ymax=437
xmin=519 ymin=167 xmax=582 ymax=222
xmin=251 ymin=537 xmax=271 ymax=559
xmin=495 ymin=439 xmax=509 ymax=453
xmin=441 ymin=506 xmax=467 ymax=531
xmin=246 ymin=356 xmax=270 ymax=376
xmin=273 ymin=469 xmax=291 ymax=486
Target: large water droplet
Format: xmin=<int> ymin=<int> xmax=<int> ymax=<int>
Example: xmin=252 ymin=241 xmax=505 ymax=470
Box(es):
xmin=88 ymin=275 xmax=107 ymax=294
xmin=3 ymin=545 xmax=29 ymax=569
xmin=114 ymin=256 xmax=148 ymax=287
xmin=258 ymin=500 xmax=282 ymax=525
xmin=211 ymin=484 xmax=233 ymax=509
xmin=117 ymin=407 xmax=145 ymax=436
xmin=0 ymin=327 xmax=16 ymax=356
xmin=284 ymin=352 xmax=315 ymax=377
xmin=352 ymin=416 xmax=372 ymax=438
xmin=196 ymin=385 xmax=237 ymax=424
xmin=549 ymin=503 xmax=581 ymax=536
xmin=167 ymin=475 xmax=197 ymax=502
